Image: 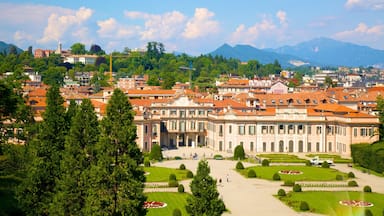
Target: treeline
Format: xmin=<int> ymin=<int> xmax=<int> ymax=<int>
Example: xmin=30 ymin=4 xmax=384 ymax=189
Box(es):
xmin=351 ymin=143 xmax=384 ymax=173
xmin=0 ymin=41 xmax=306 ymax=91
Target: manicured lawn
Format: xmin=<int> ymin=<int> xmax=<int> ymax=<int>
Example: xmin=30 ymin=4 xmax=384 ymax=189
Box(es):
xmin=278 ymin=191 xmax=384 ymax=216
xmin=144 ymin=166 xmax=192 ymax=182
xmin=306 ymin=154 xmax=352 ymax=163
xmin=145 ymin=192 xmax=190 ymax=216
xmin=239 ymin=165 xmax=349 ymax=181
xmin=256 ymin=154 xmax=307 ymax=163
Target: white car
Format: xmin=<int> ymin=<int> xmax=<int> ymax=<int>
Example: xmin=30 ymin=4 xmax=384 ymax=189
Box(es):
xmin=310 ymin=156 xmax=333 ymax=166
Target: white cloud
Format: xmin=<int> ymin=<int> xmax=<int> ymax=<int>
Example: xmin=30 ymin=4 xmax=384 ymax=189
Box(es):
xmin=14 ymin=31 xmax=33 ymax=42
xmin=97 ymin=18 xmax=139 ymax=39
xmin=276 ymin=10 xmax=287 ymax=25
xmin=38 ymin=7 xmax=93 ymax=44
xmin=334 ymin=22 xmax=384 ymax=48
xmin=182 ymin=8 xmax=220 ymax=39
xmin=345 ymin=0 xmax=384 ymax=10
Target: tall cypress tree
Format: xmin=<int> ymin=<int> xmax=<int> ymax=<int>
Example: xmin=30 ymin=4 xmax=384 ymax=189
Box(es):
xmin=85 ymin=88 xmax=146 ymax=215
xmin=17 ymin=85 xmax=67 ymax=216
xmin=186 ymin=160 xmax=226 ymax=216
xmin=51 ymin=99 xmax=99 ymax=215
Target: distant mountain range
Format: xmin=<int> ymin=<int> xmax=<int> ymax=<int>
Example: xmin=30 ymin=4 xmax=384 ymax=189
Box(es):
xmin=0 ymin=41 xmax=23 ymax=55
xmin=208 ymin=37 xmax=384 ymax=68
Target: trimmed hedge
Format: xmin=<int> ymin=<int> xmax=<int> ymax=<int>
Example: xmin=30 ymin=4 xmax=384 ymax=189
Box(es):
xmin=173 ymin=208 xmax=182 ymax=216
xmin=247 ymin=169 xmax=257 ymax=178
xmin=169 ymin=173 xmax=177 ymax=181
xmin=293 ymin=184 xmax=302 ymax=192
xmin=178 ymin=184 xmax=185 ymax=193
xmin=273 ymin=173 xmax=281 ymax=181
xmin=300 ymin=201 xmax=310 ymax=211
xmin=179 ymin=164 xmax=186 ymax=170
xmin=277 ymin=189 xmax=286 ymax=196
xmin=283 ymin=180 xmax=295 ymax=186
xmin=144 ymin=158 xmax=151 ymax=167
xmin=351 ymin=143 xmax=384 ymax=174
xmin=168 ymin=180 xmax=179 ymax=187
xmin=348 ymin=171 xmax=355 ymax=178
xmin=149 ymin=144 xmax=163 ymax=161
xmin=186 ymin=170 xmax=193 ymax=178
xmin=236 ymin=161 xmax=244 ymax=170
xmin=336 ymin=174 xmax=343 ymax=181
xmin=234 ymin=145 xmax=245 ymax=160
xmin=363 ymin=185 xmax=372 ymax=192
xmin=348 ymin=180 xmax=358 ymax=187
xmin=321 ymin=161 xmax=330 ymax=168
xmin=261 ymin=159 xmax=270 ymax=167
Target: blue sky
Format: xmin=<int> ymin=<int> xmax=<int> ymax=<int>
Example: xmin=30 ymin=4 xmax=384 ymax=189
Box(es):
xmin=1 ymin=0 xmax=383 ymax=54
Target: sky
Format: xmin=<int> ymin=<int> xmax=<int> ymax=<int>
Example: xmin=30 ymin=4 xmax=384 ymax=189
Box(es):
xmin=1 ymin=0 xmax=384 ymax=55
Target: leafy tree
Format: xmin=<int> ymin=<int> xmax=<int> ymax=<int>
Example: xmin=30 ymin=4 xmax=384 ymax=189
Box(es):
xmin=89 ymin=44 xmax=105 ymax=55
xmin=0 ymin=80 xmax=19 ymax=121
xmin=85 ymin=89 xmax=146 ymax=215
xmin=149 ymin=144 xmax=163 ymax=161
xmin=17 ymin=85 xmax=68 ymax=216
xmin=70 ymin=43 xmax=87 ymax=55
xmin=186 ymin=160 xmax=225 ymax=216
xmin=51 ymin=99 xmax=99 ymax=215
xmin=42 ymin=66 xmax=66 ymax=86
xmin=376 ymin=95 xmax=384 ymax=140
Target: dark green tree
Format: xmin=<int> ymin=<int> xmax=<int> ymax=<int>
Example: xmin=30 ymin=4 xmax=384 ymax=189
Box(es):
xmin=233 ymin=145 xmax=245 ymax=160
xmin=85 ymin=89 xmax=146 ymax=215
xmin=17 ymin=85 xmax=67 ymax=216
xmin=70 ymin=43 xmax=87 ymax=55
xmin=376 ymin=95 xmax=384 ymax=140
xmin=51 ymin=99 xmax=99 ymax=215
xmin=149 ymin=144 xmax=163 ymax=161
xmin=186 ymin=160 xmax=225 ymax=216
xmin=89 ymin=44 xmax=105 ymax=55
xmin=42 ymin=66 xmax=66 ymax=86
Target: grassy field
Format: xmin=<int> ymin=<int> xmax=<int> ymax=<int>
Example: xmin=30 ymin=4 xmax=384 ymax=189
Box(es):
xmin=278 ymin=191 xmax=384 ymax=216
xmin=239 ymin=165 xmax=349 ymax=181
xmin=144 ymin=166 xmax=192 ymax=182
xmin=256 ymin=154 xmax=307 ymax=163
xmin=306 ymin=154 xmax=352 ymax=163
xmin=145 ymin=192 xmax=190 ymax=216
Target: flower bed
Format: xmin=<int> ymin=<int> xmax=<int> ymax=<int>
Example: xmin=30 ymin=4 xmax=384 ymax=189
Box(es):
xmin=278 ymin=170 xmax=303 ymax=175
xmin=143 ymin=201 xmax=167 ymax=209
xmin=339 ymin=200 xmax=373 ymax=207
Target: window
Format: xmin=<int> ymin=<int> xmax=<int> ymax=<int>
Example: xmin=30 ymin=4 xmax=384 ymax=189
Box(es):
xmin=269 ymin=126 xmax=274 ymax=134
xmin=288 ymin=124 xmax=294 ymax=134
xmin=162 ymin=110 xmax=165 ymax=115
xmin=250 ymin=142 xmax=254 ymax=151
xmin=328 ymin=142 xmax=332 ymax=151
xmin=249 ymin=125 xmax=255 ymax=135
xmin=170 ymin=110 xmax=177 ymax=116
xmin=279 ymin=124 xmax=284 ymax=134
xmin=152 ymin=125 xmax=157 ymax=136
xmin=179 ymin=121 xmax=186 ymax=132
xmin=298 ymin=124 xmax=304 ymax=134
xmin=307 ymin=125 xmax=312 ymax=134
xmin=261 ymin=126 xmax=268 ymax=134
xmin=369 ymin=128 xmax=374 ymax=136
xmin=189 ymin=110 xmax=195 ymax=115
xmin=263 ymin=142 xmax=267 ymax=152
xmin=229 ymin=141 xmax=232 ymax=150
xmin=307 ymin=142 xmax=311 ymax=152
xmin=229 ymin=125 xmax=232 ymax=134
xmin=354 ymin=128 xmax=357 ymax=137
xmin=240 ymin=141 xmax=244 ymax=146
xmin=190 ymin=121 xmax=196 ymax=130
xmin=360 ymin=128 xmax=367 ymax=136
xmin=271 ymin=142 xmax=275 ymax=152
xmin=171 ymin=121 xmax=177 ymax=130
xmin=180 ymin=110 xmax=185 ymax=117
xmin=316 ymin=142 xmax=320 ymax=151
xmin=316 ymin=126 xmax=322 ymax=134
xmin=144 ymin=125 xmax=148 ymax=134
xmin=198 ymin=110 xmax=205 ymax=115
xmin=238 ymin=125 xmax=245 ymax=135
xmin=198 ymin=122 xmax=204 ymax=131
xmin=219 ymin=125 xmax=223 ymax=136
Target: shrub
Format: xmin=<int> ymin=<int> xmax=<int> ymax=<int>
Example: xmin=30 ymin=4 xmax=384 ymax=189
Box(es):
xmin=144 ymin=158 xmax=151 ymax=167
xmin=273 ymin=173 xmax=281 ymax=181
xmin=178 ymin=184 xmax=185 ymax=193
xmin=261 ymin=159 xmax=270 ymax=167
xmin=169 ymin=173 xmax=177 ymax=181
xmin=213 ymin=154 xmax=223 ymax=160
xmin=293 ymin=184 xmax=302 ymax=192
xmin=277 ymin=189 xmax=286 ymax=197
xmin=283 ymin=180 xmax=295 ymax=186
xmin=179 ymin=164 xmax=186 ymax=170
xmin=305 ymin=160 xmax=312 ymax=166
xmin=348 ymin=172 xmax=355 ymax=178
xmin=233 ymin=145 xmax=245 ymax=160
xmin=363 ymin=185 xmax=372 ymax=192
xmin=149 ymin=144 xmax=163 ymax=161
xmin=300 ymin=201 xmax=310 ymax=211
xmin=336 ymin=174 xmax=343 ymax=181
xmin=236 ymin=161 xmax=244 ymax=170
xmin=174 ymin=156 xmax=182 ymax=160
xmin=365 ymin=209 xmax=373 ymax=216
xmin=186 ymin=170 xmax=193 ymax=178
xmin=168 ymin=180 xmax=179 ymax=187
xmin=173 ymin=208 xmax=182 ymax=216
xmin=321 ymin=161 xmax=330 ymax=168
xmin=348 ymin=180 xmax=358 ymax=187
xmin=247 ymin=169 xmax=257 ymax=178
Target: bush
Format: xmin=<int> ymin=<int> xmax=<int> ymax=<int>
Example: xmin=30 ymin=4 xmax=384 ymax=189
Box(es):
xmin=283 ymin=180 xmax=295 ymax=186
xmin=144 ymin=158 xmax=151 ymax=167
xmin=348 ymin=180 xmax=358 ymax=187
xmin=273 ymin=173 xmax=281 ymax=181
xmin=293 ymin=184 xmax=302 ymax=192
xmin=168 ymin=180 xmax=179 ymax=187
xmin=178 ymin=184 xmax=185 ymax=193
xmin=174 ymin=156 xmax=182 ymax=160
xmin=336 ymin=174 xmax=343 ymax=181
xmin=348 ymin=172 xmax=355 ymax=178
xmin=363 ymin=185 xmax=372 ymax=192
xmin=149 ymin=144 xmax=163 ymax=161
xmin=261 ymin=159 xmax=270 ymax=167
xmin=365 ymin=209 xmax=373 ymax=216
xmin=305 ymin=160 xmax=312 ymax=166
xmin=186 ymin=170 xmax=193 ymax=178
xmin=236 ymin=161 xmax=244 ymax=170
xmin=247 ymin=169 xmax=257 ymax=178
xmin=233 ymin=145 xmax=245 ymax=160
xmin=169 ymin=173 xmax=177 ymax=181
xmin=321 ymin=161 xmax=330 ymax=168
xmin=300 ymin=201 xmax=310 ymax=211
xmin=213 ymin=154 xmax=223 ymax=160
xmin=277 ymin=189 xmax=286 ymax=196
xmin=179 ymin=164 xmax=186 ymax=170
xmin=173 ymin=208 xmax=182 ymax=216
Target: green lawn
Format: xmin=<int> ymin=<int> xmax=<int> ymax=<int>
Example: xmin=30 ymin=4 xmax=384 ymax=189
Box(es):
xmin=239 ymin=165 xmax=349 ymax=181
xmin=144 ymin=166 xmax=192 ymax=182
xmin=145 ymin=192 xmax=190 ymax=216
xmin=256 ymin=154 xmax=307 ymax=163
xmin=278 ymin=191 xmax=384 ymax=216
xmin=306 ymin=154 xmax=352 ymax=163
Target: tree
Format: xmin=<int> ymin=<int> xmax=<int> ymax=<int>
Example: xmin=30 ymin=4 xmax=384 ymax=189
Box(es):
xmin=70 ymin=43 xmax=87 ymax=55
xmin=89 ymin=44 xmax=105 ymax=55
xmin=85 ymin=89 xmax=146 ymax=215
xmin=17 ymin=85 xmax=68 ymax=216
xmin=42 ymin=66 xmax=66 ymax=86
xmin=233 ymin=145 xmax=245 ymax=160
xmin=149 ymin=144 xmax=163 ymax=161
xmin=51 ymin=99 xmax=99 ymax=215
xmin=186 ymin=160 xmax=225 ymax=216
xmin=376 ymin=95 xmax=384 ymax=140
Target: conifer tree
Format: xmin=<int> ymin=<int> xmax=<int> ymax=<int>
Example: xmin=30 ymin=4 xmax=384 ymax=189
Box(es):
xmin=51 ymin=99 xmax=99 ymax=215
xmin=186 ymin=160 xmax=226 ymax=216
xmin=85 ymin=88 xmax=146 ymax=215
xmin=17 ymin=85 xmax=67 ymax=216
